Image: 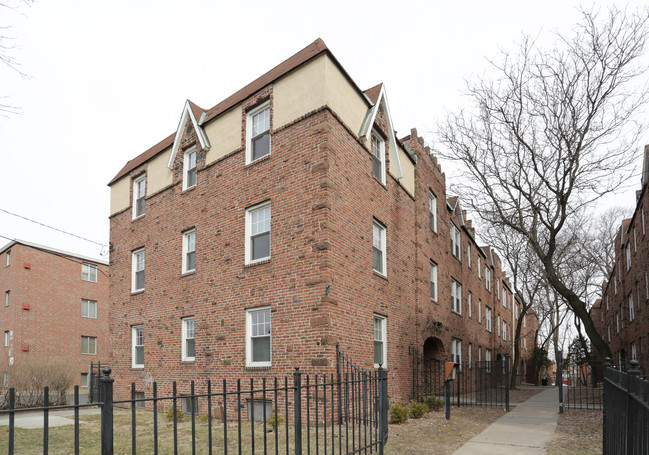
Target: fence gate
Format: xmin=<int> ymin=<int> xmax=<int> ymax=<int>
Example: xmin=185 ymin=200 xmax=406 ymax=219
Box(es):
xmin=88 ymin=361 xmax=110 ymax=404
xmin=557 ymin=352 xmax=605 ymax=412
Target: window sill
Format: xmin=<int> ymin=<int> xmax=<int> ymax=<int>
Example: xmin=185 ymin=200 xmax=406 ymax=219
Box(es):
xmin=245 ymin=365 xmax=272 ymax=370
xmin=132 ymin=214 xmax=145 ymax=222
xmin=181 ymin=270 xmax=196 ymax=278
xmin=131 ymin=290 xmax=145 ymax=296
xmin=451 ymin=310 xmax=462 ymax=317
xmin=245 ymin=153 xmax=271 ymax=168
xmin=245 ymin=258 xmax=271 ymax=268
xmin=132 ymin=366 xmax=144 ymax=370
xmin=181 ymin=185 xmax=197 ymax=194
xmin=181 ymin=359 xmax=195 ymax=364
xmin=430 ymin=298 xmax=438 ymax=304
xmin=373 ymin=271 xmax=388 ymax=281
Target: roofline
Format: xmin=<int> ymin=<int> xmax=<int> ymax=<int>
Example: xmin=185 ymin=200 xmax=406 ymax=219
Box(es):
xmin=109 ymin=38 xmax=372 ymax=186
xmin=0 ymin=239 xmax=109 ymax=265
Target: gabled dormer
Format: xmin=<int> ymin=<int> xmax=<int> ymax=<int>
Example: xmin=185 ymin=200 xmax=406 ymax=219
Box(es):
xmin=166 ymin=100 xmax=211 ymax=170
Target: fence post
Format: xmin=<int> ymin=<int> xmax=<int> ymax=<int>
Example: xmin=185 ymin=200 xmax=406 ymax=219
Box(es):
xmin=378 ymin=365 xmax=388 ymax=455
xmin=294 ymin=367 xmax=302 ymax=455
xmin=444 ymin=378 xmax=451 ymax=420
xmin=626 ymin=360 xmax=640 ymax=455
xmin=100 ymin=367 xmax=114 ymax=455
xmin=557 ymin=351 xmax=563 ymax=414
xmin=602 ymin=357 xmax=611 ymax=455
xmin=505 ymin=355 xmax=510 ymax=412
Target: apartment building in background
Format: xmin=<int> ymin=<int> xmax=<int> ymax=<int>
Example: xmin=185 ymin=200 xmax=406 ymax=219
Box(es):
xmin=592 ymin=145 xmax=649 ymax=368
xmin=0 ymin=240 xmax=109 ymax=389
xmin=108 ymin=39 xmax=537 ymax=403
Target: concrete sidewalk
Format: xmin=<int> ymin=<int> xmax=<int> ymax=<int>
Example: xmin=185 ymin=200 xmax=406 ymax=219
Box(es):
xmin=451 ymin=387 xmax=559 ymax=454
xmin=0 ymin=408 xmax=100 ymax=429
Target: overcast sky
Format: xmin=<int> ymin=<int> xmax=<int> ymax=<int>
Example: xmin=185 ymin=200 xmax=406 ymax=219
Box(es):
xmin=1 ymin=0 xmax=647 ymax=260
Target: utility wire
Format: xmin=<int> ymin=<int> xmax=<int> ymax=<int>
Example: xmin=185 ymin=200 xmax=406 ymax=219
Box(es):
xmin=0 ymin=207 xmax=107 ymax=249
xmin=0 ymin=233 xmax=109 ymax=277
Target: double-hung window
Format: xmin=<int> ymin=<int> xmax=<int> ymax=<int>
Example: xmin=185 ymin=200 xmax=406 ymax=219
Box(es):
xmin=81 ymin=336 xmax=97 ymax=355
xmin=503 ymin=321 xmax=507 ymax=341
xmin=81 ymin=299 xmax=97 ymax=318
xmin=5 ymin=250 xmax=10 ymax=267
xmin=478 ymin=299 xmax=482 ymax=322
xmin=450 ymin=224 xmax=461 ymax=260
xmin=485 ymin=267 xmax=491 ymax=291
xmin=183 ymin=147 xmax=197 ymax=190
xmin=374 ymin=314 xmax=387 ymax=368
xmin=132 ymin=249 xmax=145 ymax=292
xmin=451 ymin=279 xmax=462 ymax=314
xmin=247 ymin=307 xmax=271 ymax=367
xmin=502 ymin=288 xmax=507 ymax=307
xmin=182 ymin=229 xmax=196 ymax=273
xmin=468 ymin=292 xmax=472 ymax=318
xmin=485 ymin=307 xmax=492 ymax=332
xmin=132 ymin=325 xmax=144 ymax=368
xmin=467 ymin=244 xmax=471 ymax=267
xmin=4 ymin=331 xmax=9 ymax=347
xmin=486 ymin=349 xmax=492 ymax=372
xmin=182 ymin=317 xmax=195 ymax=361
xmin=371 ymin=131 xmax=386 ymax=184
xmin=478 ymin=257 xmax=481 ymax=278
xmin=5 ymin=291 xmax=9 ymax=307
xmin=451 ymin=338 xmax=462 ymax=370
xmin=626 ymin=244 xmax=631 ymax=271
xmin=373 ymin=220 xmax=386 ymax=275
xmin=428 ymin=191 xmax=437 ymax=231
xmin=497 ymin=314 xmax=501 ymax=336
xmin=429 ymin=261 xmax=438 ymax=301
xmin=82 ymin=263 xmax=97 ymax=282
xmin=246 ymin=202 xmax=271 ymax=264
xmin=247 ymin=102 xmax=271 ymax=163
xmin=133 ymin=175 xmax=146 ymax=218
xmin=629 ymin=294 xmax=635 ymax=322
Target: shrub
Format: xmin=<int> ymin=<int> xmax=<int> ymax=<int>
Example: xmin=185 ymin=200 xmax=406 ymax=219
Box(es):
xmin=408 ymin=401 xmax=428 ymax=419
xmin=389 ymin=402 xmax=409 ymax=424
xmin=166 ymin=407 xmax=185 ymax=421
xmin=2 ymin=359 xmax=75 ymax=408
xmin=267 ymin=413 xmax=284 ymax=427
xmin=199 ymin=414 xmax=212 ymax=423
xmin=424 ymin=395 xmax=444 ymax=412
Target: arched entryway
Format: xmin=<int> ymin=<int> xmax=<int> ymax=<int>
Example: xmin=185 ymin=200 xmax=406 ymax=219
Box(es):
xmin=423 ymin=337 xmax=444 ymax=361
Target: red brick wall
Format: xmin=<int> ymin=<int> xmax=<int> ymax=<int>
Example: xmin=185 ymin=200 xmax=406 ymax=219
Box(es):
xmin=0 ymin=243 xmax=109 ymax=388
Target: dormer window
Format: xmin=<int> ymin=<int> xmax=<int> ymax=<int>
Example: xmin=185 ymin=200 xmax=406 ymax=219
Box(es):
xmin=247 ymin=102 xmax=271 ymax=163
xmin=371 ymin=131 xmax=385 ymax=185
xmin=183 ymin=147 xmax=197 ymax=190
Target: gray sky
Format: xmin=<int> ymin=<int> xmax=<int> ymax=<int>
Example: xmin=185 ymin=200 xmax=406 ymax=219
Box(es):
xmin=1 ymin=0 xmax=647 ymax=260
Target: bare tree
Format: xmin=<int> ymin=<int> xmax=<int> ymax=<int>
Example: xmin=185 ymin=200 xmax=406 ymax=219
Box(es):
xmin=0 ymin=0 xmax=31 ymax=116
xmin=437 ymin=7 xmax=649 ymax=359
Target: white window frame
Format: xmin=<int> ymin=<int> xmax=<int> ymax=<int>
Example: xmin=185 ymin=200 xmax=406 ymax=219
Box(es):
xmin=5 ymin=290 xmax=9 ymax=307
xmin=132 ymin=325 xmax=144 ymax=368
xmin=497 ymin=314 xmax=501 ymax=336
xmin=182 ymin=229 xmax=196 ymax=274
xmin=485 ymin=267 xmax=491 ymax=292
xmin=608 ymin=325 xmax=611 ymax=342
xmin=82 ymin=263 xmax=98 ymax=283
xmin=5 ymin=250 xmax=10 ymax=267
xmin=642 ymin=208 xmax=646 ymax=235
xmin=81 ymin=336 xmax=97 ymax=355
xmin=467 ymin=244 xmax=471 ymax=268
xmin=451 ymin=224 xmax=461 ymax=260
xmin=468 ymin=343 xmax=472 ymax=368
xmin=429 ymin=261 xmax=438 ymax=301
xmin=246 ymin=102 xmax=271 ymax=164
xmin=372 ymin=220 xmax=387 ymax=276
xmin=451 ymin=338 xmax=462 ymax=370
xmin=132 ymin=248 xmax=145 ymax=292
xmin=4 ymin=331 xmax=8 ymax=347
xmin=373 ymin=314 xmax=388 ymax=368
xmin=451 ymin=279 xmax=462 ymax=314
xmin=81 ymin=299 xmax=97 ymax=319
xmin=182 ymin=317 xmax=196 ymax=362
xmin=485 ymin=307 xmax=492 ymax=332
xmin=478 ymin=257 xmax=482 ymax=278
xmin=478 ymin=299 xmax=482 ymax=323
xmin=245 ymin=201 xmax=271 ymax=264
xmin=246 ymin=307 xmax=272 ymax=367
xmin=428 ymin=191 xmax=437 ymax=232
xmin=80 ymin=373 xmax=89 ymax=388
xmin=616 ymin=312 xmax=620 ymax=333
xmin=468 ymin=292 xmax=472 ymax=318
xmin=626 ymin=244 xmax=631 ymax=271
xmin=133 ymin=175 xmax=146 ymax=219
xmin=496 ymin=279 xmax=500 ymax=300
xmin=503 ymin=288 xmax=507 ymax=308
xmin=486 ymin=349 xmax=492 ymax=372
xmin=634 ymin=229 xmax=637 ymax=252
xmin=629 ymin=293 xmax=635 ymax=322
xmin=371 ymin=131 xmax=386 ymax=185
xmin=503 ymin=321 xmax=507 ymax=341
xmin=183 ymin=146 xmax=197 ymax=190
xmin=631 ymin=343 xmax=637 ymax=360
xmin=645 ymin=271 xmax=649 ymax=300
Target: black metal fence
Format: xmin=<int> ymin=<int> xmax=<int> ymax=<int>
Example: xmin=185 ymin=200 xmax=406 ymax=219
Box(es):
xmin=603 ymin=360 xmax=649 ymax=455
xmin=0 ymin=362 xmax=388 ymax=455
xmin=556 ymin=353 xmax=606 ymax=411
xmin=411 ymin=349 xmax=509 ymax=410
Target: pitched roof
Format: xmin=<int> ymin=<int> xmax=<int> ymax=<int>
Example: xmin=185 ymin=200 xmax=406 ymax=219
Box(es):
xmin=0 ymin=239 xmax=108 ymax=265
xmin=364 ymin=83 xmax=383 ymax=104
xmin=109 ymin=38 xmax=340 ymax=186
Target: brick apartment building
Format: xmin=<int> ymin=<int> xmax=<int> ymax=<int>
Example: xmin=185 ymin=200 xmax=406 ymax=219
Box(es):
xmin=0 ymin=240 xmax=109 ymax=389
xmin=108 ymin=39 xmax=537 ymax=403
xmin=592 ymin=145 xmax=649 ymax=368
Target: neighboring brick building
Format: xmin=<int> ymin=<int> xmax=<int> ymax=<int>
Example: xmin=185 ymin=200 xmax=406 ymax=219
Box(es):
xmin=592 ymin=145 xmax=649 ymax=368
xmin=108 ymin=39 xmax=537 ymax=403
xmin=0 ymin=240 xmax=109 ymax=389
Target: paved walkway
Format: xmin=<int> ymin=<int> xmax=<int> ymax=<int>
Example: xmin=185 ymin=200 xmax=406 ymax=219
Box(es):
xmin=451 ymin=387 xmax=559 ymax=454
xmin=0 ymin=408 xmax=100 ymax=429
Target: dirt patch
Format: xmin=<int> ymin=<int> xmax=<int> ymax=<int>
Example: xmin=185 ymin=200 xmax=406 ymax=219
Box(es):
xmin=385 ymin=406 xmax=506 ymax=454
xmin=546 ymin=410 xmax=602 ymax=455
